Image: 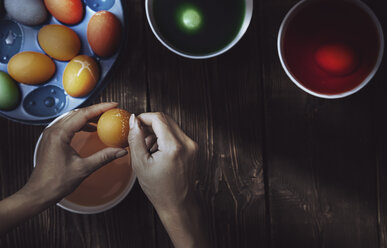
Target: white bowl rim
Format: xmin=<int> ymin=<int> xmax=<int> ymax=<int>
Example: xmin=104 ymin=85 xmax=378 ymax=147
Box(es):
xmin=277 ymin=0 xmax=385 ymax=99
xmin=145 ymin=0 xmax=254 ymax=59
xmin=33 ymin=111 xmax=137 ymax=215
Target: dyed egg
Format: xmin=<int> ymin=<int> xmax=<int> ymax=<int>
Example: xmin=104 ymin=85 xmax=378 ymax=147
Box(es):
xmin=44 ymin=0 xmax=83 ymax=25
xmin=38 ymin=24 xmax=81 ymax=61
xmin=63 ymin=55 xmax=100 ymax=98
xmin=87 ymin=11 xmax=121 ymax=57
xmin=315 ymin=43 xmax=359 ymax=76
xmin=177 ymin=4 xmax=203 ymax=34
xmin=97 ymin=108 xmax=131 ymax=148
xmin=0 ymin=71 xmax=20 ymax=110
xmin=4 ymin=0 xmax=47 ymax=26
xmin=8 ymin=52 xmax=55 ymax=85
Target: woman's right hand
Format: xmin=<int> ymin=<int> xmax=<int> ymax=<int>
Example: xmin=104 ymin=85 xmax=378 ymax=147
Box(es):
xmin=128 ymin=112 xmax=198 ymax=212
xmin=128 ymin=112 xmax=209 ymax=248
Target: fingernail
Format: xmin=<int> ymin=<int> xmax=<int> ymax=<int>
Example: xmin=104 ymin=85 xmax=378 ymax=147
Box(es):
xmin=135 ymin=118 xmax=141 ymax=129
xmin=129 ymin=114 xmax=135 ymax=129
xmin=116 ymin=149 xmax=128 ymax=158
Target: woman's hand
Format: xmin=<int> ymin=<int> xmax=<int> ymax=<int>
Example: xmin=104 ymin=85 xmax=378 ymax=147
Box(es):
xmin=128 ymin=112 xmax=198 ymax=211
xmin=27 ymin=102 xmax=128 ymax=203
xmin=128 ymin=113 xmax=209 ymax=248
xmin=0 ymin=103 xmax=128 ymax=235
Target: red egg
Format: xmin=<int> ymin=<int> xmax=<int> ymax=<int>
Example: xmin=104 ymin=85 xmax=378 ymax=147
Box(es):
xmin=87 ymin=11 xmax=122 ymax=57
xmin=44 ymin=0 xmax=83 ymax=25
xmin=315 ymin=43 xmax=359 ymax=76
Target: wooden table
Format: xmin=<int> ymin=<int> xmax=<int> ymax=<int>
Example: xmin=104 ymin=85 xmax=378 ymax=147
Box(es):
xmin=1 ymin=0 xmax=387 ymax=247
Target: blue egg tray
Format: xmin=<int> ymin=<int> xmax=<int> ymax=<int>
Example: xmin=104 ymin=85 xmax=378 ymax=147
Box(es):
xmin=0 ymin=0 xmax=125 ymax=125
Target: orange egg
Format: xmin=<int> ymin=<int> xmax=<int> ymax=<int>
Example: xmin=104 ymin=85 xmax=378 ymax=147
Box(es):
xmin=38 ymin=24 xmax=81 ymax=61
xmin=97 ymin=108 xmax=131 ymax=148
xmin=87 ymin=11 xmax=121 ymax=57
xmin=44 ymin=0 xmax=83 ymax=25
xmin=63 ymin=55 xmax=100 ymax=98
xmin=8 ymin=51 xmax=55 ymax=85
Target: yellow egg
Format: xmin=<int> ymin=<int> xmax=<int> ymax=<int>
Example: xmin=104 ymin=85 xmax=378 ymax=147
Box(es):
xmin=8 ymin=52 xmax=56 ymax=85
xmin=97 ymin=108 xmax=131 ymax=148
xmin=63 ymin=55 xmax=100 ymax=98
xmin=38 ymin=24 xmax=81 ymax=61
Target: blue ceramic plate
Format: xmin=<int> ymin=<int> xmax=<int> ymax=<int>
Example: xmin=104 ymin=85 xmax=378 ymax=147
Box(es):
xmin=0 ymin=0 xmax=125 ymax=125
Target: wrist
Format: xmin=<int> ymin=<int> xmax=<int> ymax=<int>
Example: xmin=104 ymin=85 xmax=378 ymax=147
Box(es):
xmin=0 ymin=184 xmax=53 ymax=235
xmin=156 ymin=199 xmax=209 ymax=248
xmin=18 ymin=183 xmax=57 ymax=210
xmin=156 ymin=198 xmax=200 ymax=223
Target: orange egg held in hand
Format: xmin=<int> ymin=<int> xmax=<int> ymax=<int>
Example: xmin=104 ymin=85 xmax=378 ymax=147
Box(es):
xmin=97 ymin=109 xmax=131 ymax=148
xmin=87 ymin=11 xmax=122 ymax=57
xmin=315 ymin=43 xmax=359 ymax=76
xmin=44 ymin=0 xmax=83 ymax=25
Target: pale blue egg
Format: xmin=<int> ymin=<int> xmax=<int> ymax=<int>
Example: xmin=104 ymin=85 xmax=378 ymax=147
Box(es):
xmin=4 ymin=0 xmax=47 ymax=26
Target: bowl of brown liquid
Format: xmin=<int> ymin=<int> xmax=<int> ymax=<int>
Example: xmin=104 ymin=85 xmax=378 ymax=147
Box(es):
xmin=33 ymin=112 xmax=136 ymax=214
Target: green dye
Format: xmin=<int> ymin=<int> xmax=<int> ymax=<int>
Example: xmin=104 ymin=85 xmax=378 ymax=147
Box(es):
xmin=153 ymin=0 xmax=246 ymax=55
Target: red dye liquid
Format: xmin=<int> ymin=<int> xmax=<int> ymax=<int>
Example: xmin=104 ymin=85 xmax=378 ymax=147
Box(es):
xmin=282 ymin=0 xmax=381 ymax=95
xmin=315 ymin=43 xmax=359 ymax=76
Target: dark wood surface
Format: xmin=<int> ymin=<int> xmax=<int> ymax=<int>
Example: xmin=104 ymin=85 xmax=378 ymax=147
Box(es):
xmin=1 ymin=0 xmax=387 ymax=247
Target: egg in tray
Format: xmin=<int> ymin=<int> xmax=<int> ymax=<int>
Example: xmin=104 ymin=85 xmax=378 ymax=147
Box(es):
xmin=0 ymin=0 xmax=124 ymax=124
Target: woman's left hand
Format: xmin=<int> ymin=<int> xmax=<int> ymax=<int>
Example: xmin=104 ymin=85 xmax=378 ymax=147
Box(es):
xmin=0 ymin=103 xmax=128 ymax=235
xmin=27 ymin=102 xmax=128 ymax=204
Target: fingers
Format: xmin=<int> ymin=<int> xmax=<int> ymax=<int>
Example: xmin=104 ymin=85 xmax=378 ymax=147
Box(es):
xmin=80 ymin=123 xmax=97 ymax=132
xmin=145 ymin=134 xmax=159 ymax=154
xmin=137 ymin=113 xmax=178 ymax=150
xmin=57 ymin=102 xmax=118 ymax=142
xmin=128 ymin=114 xmax=151 ymax=167
xmin=65 ymin=102 xmax=118 ymax=131
xmin=55 ymin=102 xmax=118 ymax=142
xmin=81 ymin=147 xmax=128 ymax=174
xmin=145 ymin=134 xmax=157 ymax=149
xmin=149 ymin=142 xmax=159 ymax=154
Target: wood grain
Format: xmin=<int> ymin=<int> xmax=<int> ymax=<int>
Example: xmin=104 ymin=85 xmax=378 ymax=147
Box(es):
xmin=1 ymin=0 xmax=387 ymax=247
xmin=368 ymin=0 xmax=387 ymax=247
xmin=144 ymin=1 xmax=268 ymax=247
xmin=0 ymin=0 xmax=156 ymax=247
xmin=261 ymin=0 xmax=382 ymax=247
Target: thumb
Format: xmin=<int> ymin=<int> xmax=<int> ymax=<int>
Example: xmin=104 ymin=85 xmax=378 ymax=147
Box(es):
xmin=82 ymin=147 xmax=128 ymax=173
xmin=128 ymin=114 xmax=149 ymax=167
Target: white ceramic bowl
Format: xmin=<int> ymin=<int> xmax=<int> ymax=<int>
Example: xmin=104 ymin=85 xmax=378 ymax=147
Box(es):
xmin=33 ymin=111 xmax=136 ymax=214
xmin=145 ymin=0 xmax=254 ymax=59
xmin=277 ymin=0 xmax=384 ymax=99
